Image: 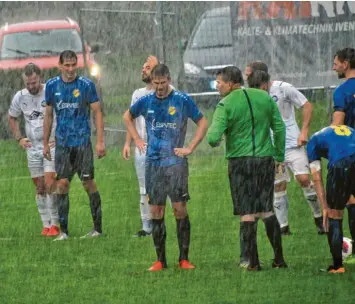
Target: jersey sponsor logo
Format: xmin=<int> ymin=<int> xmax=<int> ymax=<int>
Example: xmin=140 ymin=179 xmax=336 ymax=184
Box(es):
xmin=168 ymin=106 xmax=176 ymax=115
xmin=41 ymin=100 xmax=46 ymax=107
xmin=150 ymin=119 xmax=177 ymax=130
xmin=57 ymin=100 xmax=79 ymax=110
xmin=55 ymin=92 xmax=61 ymax=96
xmin=73 ymin=89 xmax=80 ymax=98
xmin=147 ymin=110 xmax=155 ymax=114
xmin=29 ymin=111 xmax=44 ymax=120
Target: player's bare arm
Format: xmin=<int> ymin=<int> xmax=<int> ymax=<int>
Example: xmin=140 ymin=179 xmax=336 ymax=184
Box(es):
xmin=43 ymin=104 xmax=53 ymax=161
xmin=123 ymin=110 xmax=145 ymax=154
xmin=309 ymin=161 xmax=328 ymax=231
xmin=332 ymin=111 xmax=345 ymax=125
xmin=8 ymin=114 xmax=32 ymax=149
xmin=90 ymin=101 xmax=106 ymax=159
xmin=298 ymin=101 xmax=312 ymax=147
xmin=122 ymin=131 xmax=132 ymax=160
xmin=174 ymin=116 xmax=208 ymax=158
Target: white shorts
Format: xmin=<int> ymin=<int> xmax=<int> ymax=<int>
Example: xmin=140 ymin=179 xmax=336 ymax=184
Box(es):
xmin=134 ymin=148 xmax=146 ymax=195
xmin=275 ymin=147 xmax=310 ymax=184
xmin=27 ymin=146 xmax=56 ymax=178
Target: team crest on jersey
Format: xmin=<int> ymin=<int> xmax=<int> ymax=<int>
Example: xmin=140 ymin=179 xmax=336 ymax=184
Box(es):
xmin=41 ymin=100 xmax=46 ymax=107
xmin=168 ymin=106 xmax=176 ymax=115
xmin=73 ymin=89 xmax=80 ymax=98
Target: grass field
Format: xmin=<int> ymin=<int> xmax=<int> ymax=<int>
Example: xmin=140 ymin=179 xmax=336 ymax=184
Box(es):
xmin=1 ymin=101 xmax=355 ymax=304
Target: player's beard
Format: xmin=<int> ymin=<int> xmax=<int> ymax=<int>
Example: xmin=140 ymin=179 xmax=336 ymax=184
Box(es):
xmin=142 ymin=73 xmax=151 ymax=84
xmin=28 ymin=87 xmax=40 ymax=95
xmin=338 ymin=72 xmax=345 ymax=79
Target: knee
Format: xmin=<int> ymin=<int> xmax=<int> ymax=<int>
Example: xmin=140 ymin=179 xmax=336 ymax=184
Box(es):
xmin=173 ymin=206 xmax=187 ymax=219
xmin=297 ymin=175 xmax=311 ymax=188
xmin=329 ymin=209 xmax=344 ymax=219
xmin=57 ymin=179 xmax=69 ymax=194
xmin=241 ymin=214 xmax=255 ymax=222
xmin=275 ymin=181 xmax=287 ymax=192
xmin=35 ymin=180 xmax=45 ymax=195
xmin=82 ymin=180 xmax=97 ymax=194
xmin=151 ymin=206 xmax=164 ymax=219
xmin=44 ymin=176 xmax=56 ymax=193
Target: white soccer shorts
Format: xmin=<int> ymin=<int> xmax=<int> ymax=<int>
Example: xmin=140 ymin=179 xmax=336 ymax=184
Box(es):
xmin=275 ymin=146 xmax=310 ymax=184
xmin=27 ymin=146 xmax=56 ymax=178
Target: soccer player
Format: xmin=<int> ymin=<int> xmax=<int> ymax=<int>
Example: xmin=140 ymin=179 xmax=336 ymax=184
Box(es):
xmin=123 ymin=64 xmax=208 ymax=271
xmin=307 ymin=124 xmax=355 ymax=273
xmin=332 ymin=47 xmax=355 ymax=255
xmin=245 ymin=61 xmax=324 ymax=236
xmin=207 ymin=66 xmax=287 ymax=271
xmin=122 ymin=55 xmax=158 ymax=237
xmin=8 ymin=63 xmax=59 ymax=236
xmin=43 ymin=50 xmax=106 ymax=241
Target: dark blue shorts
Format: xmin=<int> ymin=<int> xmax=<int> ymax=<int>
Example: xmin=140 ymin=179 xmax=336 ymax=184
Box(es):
xmin=145 ymin=160 xmax=190 ymax=205
xmin=55 ymin=141 xmax=94 ymax=181
xmin=327 ymin=155 xmax=355 ymax=210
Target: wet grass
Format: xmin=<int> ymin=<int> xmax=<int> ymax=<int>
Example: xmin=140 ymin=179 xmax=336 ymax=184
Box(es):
xmin=1 ymin=102 xmax=354 ymax=304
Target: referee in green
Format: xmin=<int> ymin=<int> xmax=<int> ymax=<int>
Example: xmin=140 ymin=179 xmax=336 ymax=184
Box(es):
xmin=207 ymin=66 xmax=287 ymax=271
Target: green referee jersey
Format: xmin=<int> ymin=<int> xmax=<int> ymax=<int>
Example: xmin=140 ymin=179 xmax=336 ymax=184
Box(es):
xmin=207 ymin=88 xmax=286 ymax=162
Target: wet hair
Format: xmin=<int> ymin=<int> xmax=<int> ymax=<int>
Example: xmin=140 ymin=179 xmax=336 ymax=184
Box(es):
xmin=216 ymin=66 xmax=244 ymax=85
xmin=23 ymin=63 xmax=41 ymax=76
xmin=247 ymin=70 xmax=270 ymax=89
xmin=248 ymin=61 xmax=269 ymax=74
xmin=151 ymin=63 xmax=170 ymax=78
xmin=334 ymin=48 xmax=355 ymax=69
xmin=59 ymin=50 xmax=78 ymax=64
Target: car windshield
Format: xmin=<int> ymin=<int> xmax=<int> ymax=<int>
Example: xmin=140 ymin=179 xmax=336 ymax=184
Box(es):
xmin=1 ymin=29 xmax=83 ymax=59
xmin=191 ymin=16 xmax=232 ymax=49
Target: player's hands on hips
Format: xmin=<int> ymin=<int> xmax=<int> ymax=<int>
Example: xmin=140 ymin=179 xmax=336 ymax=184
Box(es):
xmin=174 ymin=147 xmax=193 ymax=158
xmin=43 ymin=144 xmax=51 ymax=161
xmin=19 ymin=137 xmax=32 ymax=149
xmin=297 ymin=130 xmax=308 ymax=147
xmin=96 ymin=142 xmax=106 ymax=159
xmin=322 ymin=209 xmax=329 ymax=233
xmin=134 ymin=137 xmax=146 ymax=155
xmin=122 ymin=143 xmax=130 ymax=160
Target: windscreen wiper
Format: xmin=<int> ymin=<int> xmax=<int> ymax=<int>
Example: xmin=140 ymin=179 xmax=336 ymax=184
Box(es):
xmin=5 ymin=47 xmax=29 ymax=56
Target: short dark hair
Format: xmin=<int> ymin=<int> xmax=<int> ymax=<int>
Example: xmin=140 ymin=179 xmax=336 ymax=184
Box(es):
xmin=247 ymin=70 xmax=270 ymax=89
xmin=23 ymin=63 xmax=41 ymax=77
xmin=217 ymin=66 xmax=244 ymax=85
xmin=151 ymin=63 xmax=170 ymax=79
xmin=335 ymin=48 xmax=355 ymax=69
xmin=59 ymin=50 xmax=78 ymax=64
xmin=249 ymin=61 xmax=268 ymax=74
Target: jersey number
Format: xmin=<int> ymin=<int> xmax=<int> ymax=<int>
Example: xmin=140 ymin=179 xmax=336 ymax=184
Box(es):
xmin=331 ymin=125 xmax=352 ymax=136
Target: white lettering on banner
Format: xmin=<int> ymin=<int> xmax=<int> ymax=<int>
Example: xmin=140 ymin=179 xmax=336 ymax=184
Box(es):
xmin=235 ymin=21 xmax=355 ymax=37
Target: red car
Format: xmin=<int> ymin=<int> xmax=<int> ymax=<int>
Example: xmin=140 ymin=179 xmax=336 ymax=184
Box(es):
xmin=0 ymin=17 xmax=101 ymax=77
xmin=0 ymin=18 xmax=102 ymax=138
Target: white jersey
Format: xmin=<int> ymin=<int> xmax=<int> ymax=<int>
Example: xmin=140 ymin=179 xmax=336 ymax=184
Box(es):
xmin=131 ymin=87 xmax=155 ymax=142
xmin=8 ymin=85 xmax=56 ymax=148
xmin=269 ymin=81 xmax=307 ymax=150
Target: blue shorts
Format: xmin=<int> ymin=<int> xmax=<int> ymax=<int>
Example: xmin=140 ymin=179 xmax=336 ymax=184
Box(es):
xmin=145 ymin=160 xmax=190 ymax=205
xmin=55 ymin=141 xmax=94 ymax=181
xmin=327 ymin=155 xmax=355 ymax=210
